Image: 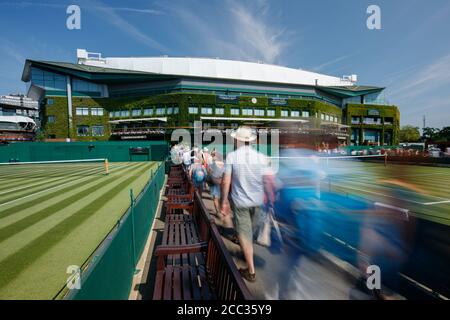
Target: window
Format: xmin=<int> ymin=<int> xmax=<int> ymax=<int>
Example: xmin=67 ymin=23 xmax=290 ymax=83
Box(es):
xmin=325 ymin=115 xmax=330 ymax=121
xmin=330 ymin=116 xmax=334 ymax=122
xmin=201 ymin=107 xmax=213 ymax=115
xmin=132 ymin=109 xmax=141 ymax=117
xmin=291 ymin=111 xmax=300 ymax=117
xmin=114 ymin=110 xmax=121 ymax=118
xmin=242 ymin=108 xmax=253 ymax=116
xmin=73 ymin=79 xmax=101 ymax=93
xmin=144 ymin=108 xmax=154 ymax=116
xmin=321 ymin=113 xmax=325 ymax=120
xmin=302 ymin=111 xmax=310 ymax=117
xmin=91 ymin=107 xmax=104 ymax=116
xmin=156 ymin=107 xmax=165 ymax=115
xmin=189 ymin=106 xmax=198 ymax=114
xmin=167 ymin=107 xmax=173 ymax=115
xmin=76 ymin=107 xmax=89 ymax=116
xmin=363 ymin=117 xmax=381 ymax=125
xmin=230 ymin=108 xmax=240 ymax=116
xmin=215 ymin=107 xmax=225 ymax=115
xmin=351 ymin=116 xmax=360 ymax=124
xmin=47 ymin=98 xmax=54 ymax=106
xmin=121 ymin=110 xmax=130 ymax=117
xmin=92 ymin=125 xmax=105 ymax=136
xmin=203 ymin=123 xmax=211 ymax=129
xmin=31 ymin=68 xmax=66 ymax=91
xmin=281 ymin=110 xmax=289 ymax=117
xmin=254 ymin=109 xmax=264 ymax=116
xmin=217 ymin=123 xmax=225 ymax=129
xmin=47 ymin=115 xmax=55 ymax=123
xmin=174 ymin=107 xmax=179 ymax=114
xmin=76 ymin=125 xmax=89 ymax=136
xmin=267 ymin=109 xmax=275 ymax=117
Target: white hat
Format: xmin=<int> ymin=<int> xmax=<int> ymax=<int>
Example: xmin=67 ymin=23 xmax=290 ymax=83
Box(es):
xmin=230 ymin=126 xmax=257 ymax=142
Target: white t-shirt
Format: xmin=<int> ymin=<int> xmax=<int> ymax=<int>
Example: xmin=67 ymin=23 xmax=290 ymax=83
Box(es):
xmin=183 ymin=151 xmax=192 ymax=165
xmin=225 ymin=145 xmax=270 ymax=208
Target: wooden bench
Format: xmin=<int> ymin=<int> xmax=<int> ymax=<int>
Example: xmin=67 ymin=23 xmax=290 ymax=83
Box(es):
xmin=153 ymin=214 xmax=212 ymax=300
xmin=153 ymin=191 xmax=252 ymax=300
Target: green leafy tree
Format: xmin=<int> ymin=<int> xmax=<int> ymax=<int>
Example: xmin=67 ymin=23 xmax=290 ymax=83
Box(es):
xmin=437 ymin=127 xmax=450 ymax=141
xmin=422 ymin=127 xmax=438 ymax=140
xmin=399 ymin=125 xmax=421 ymax=142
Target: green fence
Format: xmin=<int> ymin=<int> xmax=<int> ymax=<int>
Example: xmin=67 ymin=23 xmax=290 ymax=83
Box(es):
xmin=59 ymin=162 xmax=166 ymax=300
xmin=0 ymin=141 xmax=169 ymax=163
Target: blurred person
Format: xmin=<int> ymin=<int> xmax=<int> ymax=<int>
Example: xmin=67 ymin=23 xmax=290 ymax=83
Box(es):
xmin=207 ymin=151 xmax=225 ymax=216
xmin=220 ymin=126 xmax=274 ymax=282
xmin=189 ymin=156 xmax=207 ymax=194
xmin=355 ymin=166 xmax=419 ymax=299
xmin=202 ymin=147 xmax=213 ymax=169
xmin=182 ymin=147 xmax=192 ymax=171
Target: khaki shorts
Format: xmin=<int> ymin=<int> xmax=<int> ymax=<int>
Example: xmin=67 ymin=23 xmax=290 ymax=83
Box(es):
xmin=231 ymin=203 xmax=261 ymax=241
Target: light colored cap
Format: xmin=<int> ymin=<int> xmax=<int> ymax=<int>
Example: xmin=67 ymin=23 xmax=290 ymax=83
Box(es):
xmin=230 ymin=126 xmax=257 ymax=142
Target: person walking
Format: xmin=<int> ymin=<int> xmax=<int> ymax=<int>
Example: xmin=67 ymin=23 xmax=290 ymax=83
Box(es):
xmin=207 ymin=150 xmax=225 ymax=216
xmin=220 ymin=126 xmax=274 ymax=282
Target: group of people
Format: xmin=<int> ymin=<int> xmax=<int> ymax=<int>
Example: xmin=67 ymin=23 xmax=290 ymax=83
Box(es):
xmin=170 ymin=126 xmax=275 ymax=283
xmin=171 ymin=126 xmax=413 ymax=299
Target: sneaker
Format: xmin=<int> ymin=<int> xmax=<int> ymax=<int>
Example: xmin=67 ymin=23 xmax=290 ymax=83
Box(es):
xmin=239 ymin=268 xmax=256 ymax=282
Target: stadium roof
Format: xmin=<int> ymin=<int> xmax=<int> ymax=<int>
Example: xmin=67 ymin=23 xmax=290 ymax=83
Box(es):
xmin=77 ymin=53 xmax=357 ymax=87
xmin=21 ymin=50 xmax=385 ymax=93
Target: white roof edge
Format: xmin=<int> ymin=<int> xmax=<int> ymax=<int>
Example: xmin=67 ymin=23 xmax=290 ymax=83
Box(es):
xmin=77 ymin=49 xmax=357 ymax=87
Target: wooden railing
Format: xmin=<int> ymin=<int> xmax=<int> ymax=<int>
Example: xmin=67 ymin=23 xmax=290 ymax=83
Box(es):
xmin=192 ymin=192 xmax=253 ymax=300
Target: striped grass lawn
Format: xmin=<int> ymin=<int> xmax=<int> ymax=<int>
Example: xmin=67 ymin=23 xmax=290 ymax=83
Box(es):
xmin=323 ymin=161 xmax=450 ymax=226
xmin=0 ymin=161 xmax=158 ymax=299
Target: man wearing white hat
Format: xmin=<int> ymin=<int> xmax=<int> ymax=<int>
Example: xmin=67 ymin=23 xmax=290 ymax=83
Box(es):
xmin=220 ymin=126 xmax=274 ymax=282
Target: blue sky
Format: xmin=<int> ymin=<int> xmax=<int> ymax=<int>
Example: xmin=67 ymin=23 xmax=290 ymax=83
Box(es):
xmin=0 ymin=0 xmax=449 ymax=128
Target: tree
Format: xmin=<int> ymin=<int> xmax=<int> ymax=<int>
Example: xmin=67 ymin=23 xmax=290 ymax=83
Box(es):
xmin=422 ymin=127 xmax=439 ymax=140
xmin=437 ymin=127 xmax=450 ymax=141
xmin=399 ymin=125 xmax=420 ymax=142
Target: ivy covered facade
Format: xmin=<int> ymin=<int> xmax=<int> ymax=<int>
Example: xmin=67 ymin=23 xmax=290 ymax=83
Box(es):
xmin=22 ymin=59 xmax=400 ymax=146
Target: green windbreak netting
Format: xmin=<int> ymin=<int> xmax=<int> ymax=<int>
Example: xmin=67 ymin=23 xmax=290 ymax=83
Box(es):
xmin=0 ymin=141 xmax=169 ymax=163
xmin=62 ymin=162 xmax=165 ymax=300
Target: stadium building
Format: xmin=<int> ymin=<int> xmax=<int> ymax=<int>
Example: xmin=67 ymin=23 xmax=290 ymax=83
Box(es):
xmin=0 ymin=94 xmax=39 ymax=141
xmin=21 ymin=49 xmax=400 ymax=145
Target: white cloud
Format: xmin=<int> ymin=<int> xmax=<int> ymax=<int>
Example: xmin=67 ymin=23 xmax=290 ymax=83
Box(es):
xmin=388 ymin=53 xmax=450 ymax=128
xmin=312 ymin=53 xmax=357 ymax=72
xmin=79 ymin=0 xmax=169 ymax=53
xmin=389 ymin=53 xmax=450 ymax=99
xmin=161 ymin=0 xmax=290 ymax=64
xmin=0 ymin=1 xmax=163 ymax=15
xmin=228 ymin=0 xmax=288 ymax=64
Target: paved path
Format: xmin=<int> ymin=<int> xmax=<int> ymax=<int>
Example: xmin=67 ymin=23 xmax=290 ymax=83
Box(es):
xmin=200 ymin=190 xmax=391 ymax=300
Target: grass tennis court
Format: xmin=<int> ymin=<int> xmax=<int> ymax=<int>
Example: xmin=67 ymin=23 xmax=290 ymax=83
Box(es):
xmin=324 ymin=160 xmax=450 ymax=226
xmin=0 ymin=161 xmax=158 ymax=299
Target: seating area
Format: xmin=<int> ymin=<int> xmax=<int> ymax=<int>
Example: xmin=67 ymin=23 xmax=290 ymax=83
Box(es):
xmin=153 ymin=164 xmax=252 ymax=300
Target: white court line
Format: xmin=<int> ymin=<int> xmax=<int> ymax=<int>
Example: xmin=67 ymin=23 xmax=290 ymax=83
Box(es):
xmin=423 ymin=200 xmax=450 ymax=206
xmin=0 ymin=167 xmax=102 ymax=196
xmin=333 ymin=177 xmax=449 ymax=201
xmin=330 ymin=183 xmax=426 ymax=205
xmin=0 ymin=164 xmax=130 ymax=207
